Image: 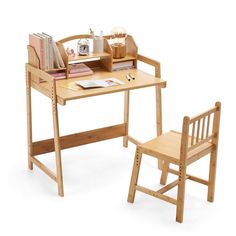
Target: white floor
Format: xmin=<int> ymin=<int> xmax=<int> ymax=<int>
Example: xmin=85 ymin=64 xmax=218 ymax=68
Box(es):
xmin=1 ymin=136 xmax=234 ymax=236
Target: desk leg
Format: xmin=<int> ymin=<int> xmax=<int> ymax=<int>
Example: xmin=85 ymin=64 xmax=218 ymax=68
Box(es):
xmin=156 ymin=86 xmax=164 ymax=170
xmin=26 ymin=70 xmax=33 ymax=170
xmin=51 ymin=80 xmax=64 ymax=197
xmin=123 ymin=90 xmax=130 ymax=147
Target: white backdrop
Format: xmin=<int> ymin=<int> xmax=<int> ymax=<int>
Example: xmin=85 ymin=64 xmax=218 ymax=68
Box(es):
xmin=0 ymin=0 xmax=235 ymax=235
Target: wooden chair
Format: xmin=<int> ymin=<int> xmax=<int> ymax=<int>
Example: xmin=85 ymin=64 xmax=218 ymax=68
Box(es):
xmin=127 ymin=102 xmax=221 ymax=223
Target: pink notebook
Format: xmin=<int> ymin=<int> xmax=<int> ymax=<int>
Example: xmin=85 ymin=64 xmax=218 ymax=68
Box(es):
xmin=69 ymin=63 xmax=92 ymax=74
xmin=29 ymin=34 xmax=45 ymax=70
xmin=48 ymin=70 xmax=93 ymax=80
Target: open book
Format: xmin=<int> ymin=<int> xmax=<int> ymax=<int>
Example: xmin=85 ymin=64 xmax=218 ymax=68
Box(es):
xmin=75 ymin=78 xmax=124 ymax=89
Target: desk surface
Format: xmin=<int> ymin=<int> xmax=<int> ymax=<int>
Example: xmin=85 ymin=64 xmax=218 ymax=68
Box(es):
xmin=31 ymin=68 xmax=166 ymax=105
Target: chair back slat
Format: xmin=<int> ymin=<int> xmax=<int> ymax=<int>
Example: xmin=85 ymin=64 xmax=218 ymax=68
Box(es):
xmin=206 ymin=114 xmax=211 ymax=137
xmin=191 ymin=122 xmax=195 ymax=145
xmin=196 ymin=119 xmax=201 ymax=143
xmin=201 ymin=117 xmax=206 ymax=140
xmin=180 ymin=102 xmax=221 ymax=157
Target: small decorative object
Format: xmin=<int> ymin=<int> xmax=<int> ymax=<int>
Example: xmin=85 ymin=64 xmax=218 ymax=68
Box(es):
xmin=77 ymin=39 xmax=89 ymax=56
xmin=66 ymin=47 xmax=75 ymax=57
xmin=110 ymin=26 xmax=127 ymax=59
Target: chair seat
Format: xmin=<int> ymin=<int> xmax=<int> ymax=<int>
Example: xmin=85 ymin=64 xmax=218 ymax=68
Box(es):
xmin=141 ymin=131 xmax=214 ymax=165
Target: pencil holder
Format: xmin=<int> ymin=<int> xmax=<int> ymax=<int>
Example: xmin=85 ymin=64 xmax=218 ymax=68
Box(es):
xmin=93 ymin=36 xmax=104 ymax=53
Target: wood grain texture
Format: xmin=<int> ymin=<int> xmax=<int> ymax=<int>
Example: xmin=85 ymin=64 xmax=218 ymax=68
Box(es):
xmin=32 ymin=124 xmax=126 ymax=156
xmin=43 ymin=69 xmax=166 ymax=103
xmin=141 ymin=131 xmax=213 ymax=165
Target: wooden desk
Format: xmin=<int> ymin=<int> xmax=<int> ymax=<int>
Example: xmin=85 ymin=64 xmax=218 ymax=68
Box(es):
xmin=26 ymin=56 xmax=166 ymax=197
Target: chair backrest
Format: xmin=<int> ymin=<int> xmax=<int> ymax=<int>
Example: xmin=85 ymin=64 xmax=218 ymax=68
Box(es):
xmin=180 ymin=102 xmax=221 ymax=164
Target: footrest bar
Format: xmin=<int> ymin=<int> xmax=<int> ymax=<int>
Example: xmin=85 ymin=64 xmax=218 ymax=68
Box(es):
xmin=136 ymin=185 xmax=177 ymax=205
xmin=157 ymin=179 xmax=179 ymax=194
xmin=188 ymin=175 xmax=209 ymax=185
xmin=32 ymin=123 xmax=126 ymax=155
xmin=127 ymin=135 xmax=142 ymax=146
xmin=31 ymin=156 xmax=57 ymax=182
xmin=168 ymin=168 xmax=209 ymax=186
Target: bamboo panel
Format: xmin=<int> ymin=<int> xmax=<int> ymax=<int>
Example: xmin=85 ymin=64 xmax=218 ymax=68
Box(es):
xmin=32 ymin=124 xmax=126 ymax=155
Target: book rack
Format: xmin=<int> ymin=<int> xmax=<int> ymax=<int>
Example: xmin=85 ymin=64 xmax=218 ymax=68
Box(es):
xmin=28 ymin=34 xmax=138 ymax=82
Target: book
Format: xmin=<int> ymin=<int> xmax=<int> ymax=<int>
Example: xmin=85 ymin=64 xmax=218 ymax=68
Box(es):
xmin=69 ymin=63 xmax=93 ymax=74
xmin=42 ymin=32 xmax=65 ymax=69
xmin=52 ymin=43 xmax=61 ymax=69
xmin=48 ymin=70 xmax=94 ymax=80
xmin=42 ymin=32 xmax=54 ymax=69
xmin=53 ymin=41 xmax=65 ymax=68
xmin=30 ymin=32 xmax=65 ymax=71
xmin=75 ymin=78 xmax=124 ymax=89
xmin=29 ymin=34 xmax=45 ymax=69
xmin=36 ymin=33 xmax=49 ymax=70
xmin=112 ymin=60 xmax=134 ymax=71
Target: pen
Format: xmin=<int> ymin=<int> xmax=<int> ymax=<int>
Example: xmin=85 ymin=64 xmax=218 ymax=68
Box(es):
xmin=129 ymin=73 xmax=135 ymax=80
xmin=126 ymin=74 xmax=131 ymax=81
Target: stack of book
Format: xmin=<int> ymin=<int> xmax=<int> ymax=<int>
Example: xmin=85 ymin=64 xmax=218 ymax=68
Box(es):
xmin=29 ymin=32 xmax=65 ymax=70
xmin=48 ymin=63 xmax=94 ymax=80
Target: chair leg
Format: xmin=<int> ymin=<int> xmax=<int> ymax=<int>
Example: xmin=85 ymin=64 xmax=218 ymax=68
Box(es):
xmin=127 ymin=147 xmax=143 ymax=203
xmin=160 ymin=162 xmax=169 ymax=185
xmin=207 ymin=150 xmax=218 ymax=202
xmin=176 ymin=164 xmax=187 ymax=223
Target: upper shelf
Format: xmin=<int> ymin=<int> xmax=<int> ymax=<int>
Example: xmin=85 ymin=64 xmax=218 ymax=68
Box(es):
xmin=28 ymin=34 xmax=138 ymax=79
xmin=112 ymin=55 xmax=137 ymax=63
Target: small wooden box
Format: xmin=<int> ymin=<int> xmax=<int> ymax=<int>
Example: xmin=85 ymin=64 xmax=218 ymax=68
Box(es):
xmin=111 ymin=44 xmax=126 ymax=59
